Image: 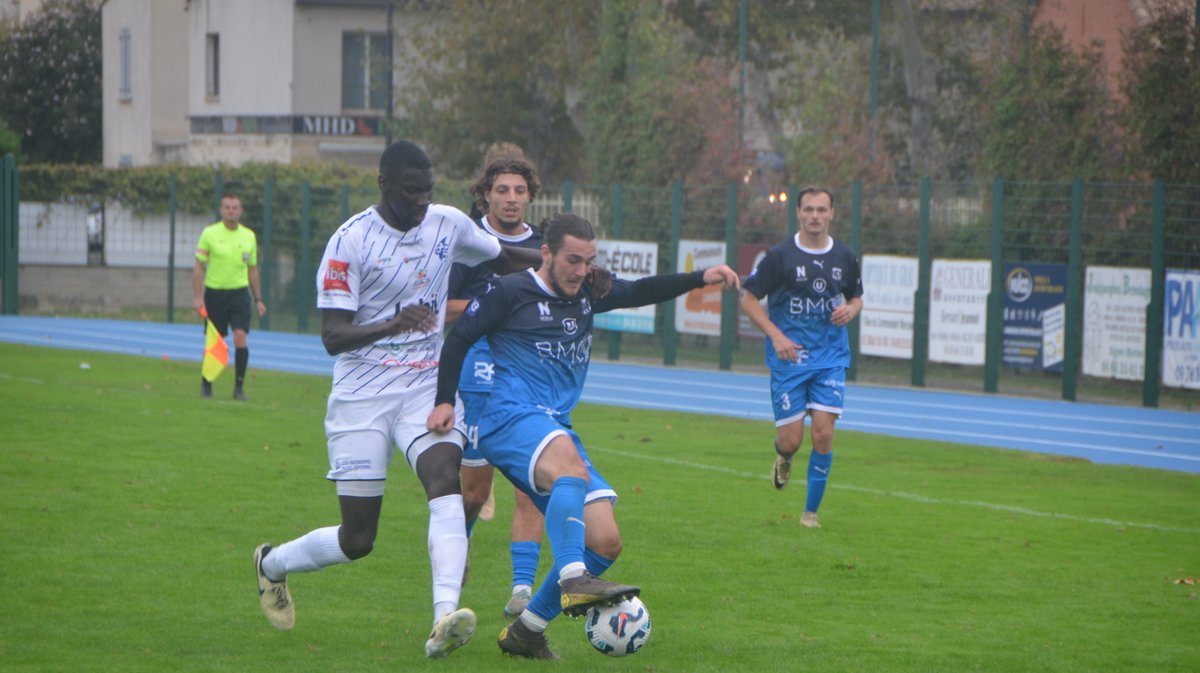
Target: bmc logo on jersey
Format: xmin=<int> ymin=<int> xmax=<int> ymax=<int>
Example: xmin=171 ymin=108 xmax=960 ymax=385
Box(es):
xmin=323 ymin=260 xmax=351 ymax=292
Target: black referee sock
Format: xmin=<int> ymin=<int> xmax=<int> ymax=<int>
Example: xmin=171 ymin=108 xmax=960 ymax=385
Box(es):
xmin=235 ymin=347 xmax=248 ymax=386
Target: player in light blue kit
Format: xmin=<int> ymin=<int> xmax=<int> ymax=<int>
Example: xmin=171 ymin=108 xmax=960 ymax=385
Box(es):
xmin=427 ymin=213 xmax=739 ymax=659
xmin=740 ymin=187 xmax=863 ymax=529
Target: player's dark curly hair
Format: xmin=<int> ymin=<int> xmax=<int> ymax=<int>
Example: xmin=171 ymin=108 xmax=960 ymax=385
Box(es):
xmin=470 ymin=157 xmax=541 ymax=216
xmin=540 ymin=212 xmax=595 ymax=253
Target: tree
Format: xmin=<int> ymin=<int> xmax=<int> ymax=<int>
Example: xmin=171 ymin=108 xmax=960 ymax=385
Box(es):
xmin=1120 ymin=11 xmax=1200 ymax=184
xmin=974 ymin=23 xmax=1121 ymax=182
xmin=404 ymin=2 xmax=600 ymax=181
xmin=0 ymin=0 xmax=102 ymax=164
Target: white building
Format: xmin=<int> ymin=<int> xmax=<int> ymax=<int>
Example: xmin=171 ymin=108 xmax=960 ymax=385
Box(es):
xmin=101 ymin=0 xmax=433 ymax=168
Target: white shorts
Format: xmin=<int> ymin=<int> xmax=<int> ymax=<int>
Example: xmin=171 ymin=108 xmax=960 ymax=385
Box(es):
xmin=324 ymin=384 xmax=466 ymax=494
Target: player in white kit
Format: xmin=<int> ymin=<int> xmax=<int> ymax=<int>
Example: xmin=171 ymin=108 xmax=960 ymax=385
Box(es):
xmin=250 ymin=141 xmax=541 ymax=659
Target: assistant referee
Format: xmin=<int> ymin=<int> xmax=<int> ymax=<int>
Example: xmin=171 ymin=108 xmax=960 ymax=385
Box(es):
xmin=192 ymin=194 xmax=267 ymax=400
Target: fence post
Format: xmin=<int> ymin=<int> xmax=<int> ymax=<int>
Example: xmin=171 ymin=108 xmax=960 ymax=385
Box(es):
xmin=848 ymin=181 xmax=863 ymax=381
xmin=562 ymin=180 xmax=574 ymax=213
xmin=1062 ymin=177 xmax=1084 ymax=402
xmin=984 ymin=177 xmax=1005 ymax=393
xmin=1142 ymin=179 xmax=1166 ymax=407
xmin=912 ymin=177 xmax=931 ymax=387
xmin=607 ymin=183 xmax=624 ymax=361
xmin=214 ymin=174 xmax=224 ymax=221
xmin=2 ymin=154 xmax=20 ymax=314
xmin=719 ymin=182 xmax=738 ymax=370
xmin=261 ymin=178 xmax=274 ymax=331
xmin=167 ymin=174 xmax=178 ymax=322
xmin=663 ymin=180 xmax=682 ymax=366
xmin=787 ymin=183 xmax=799 ymax=237
xmin=298 ymin=181 xmax=312 ymax=332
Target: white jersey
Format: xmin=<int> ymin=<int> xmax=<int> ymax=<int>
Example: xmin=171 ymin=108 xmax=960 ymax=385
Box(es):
xmin=316 ymin=203 xmax=502 ymax=397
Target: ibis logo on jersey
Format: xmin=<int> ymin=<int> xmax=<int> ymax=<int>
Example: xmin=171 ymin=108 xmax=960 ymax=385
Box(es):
xmin=433 ymin=237 xmax=450 ymax=260
xmin=537 ymin=301 xmax=553 ymax=322
xmin=323 ymin=259 xmax=351 ymax=292
xmin=562 ymin=318 xmax=579 ymax=335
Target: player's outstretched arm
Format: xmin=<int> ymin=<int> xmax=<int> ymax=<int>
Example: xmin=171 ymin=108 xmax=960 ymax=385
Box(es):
xmin=702 ymin=264 xmax=740 ymax=289
xmin=319 ymin=305 xmax=435 ymax=356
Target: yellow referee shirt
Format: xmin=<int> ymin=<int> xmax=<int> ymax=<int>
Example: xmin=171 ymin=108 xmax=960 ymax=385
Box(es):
xmin=196 ymin=222 xmax=259 ymax=290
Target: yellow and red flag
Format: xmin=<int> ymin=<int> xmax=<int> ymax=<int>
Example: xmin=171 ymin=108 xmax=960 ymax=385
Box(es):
xmin=201 ymin=313 xmax=228 ymax=382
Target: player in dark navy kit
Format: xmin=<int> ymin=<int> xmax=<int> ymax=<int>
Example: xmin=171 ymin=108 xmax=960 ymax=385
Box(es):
xmin=740 ymin=187 xmax=863 ymax=529
xmin=427 ymin=212 xmax=739 ymax=659
xmin=445 ymin=155 xmax=547 ymax=618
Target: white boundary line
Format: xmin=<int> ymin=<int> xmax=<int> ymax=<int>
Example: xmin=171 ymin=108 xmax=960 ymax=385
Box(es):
xmin=594 ymin=446 xmax=1200 ymax=534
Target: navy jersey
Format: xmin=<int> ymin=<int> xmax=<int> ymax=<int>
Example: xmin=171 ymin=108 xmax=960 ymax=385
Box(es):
xmin=446 ymin=219 xmax=543 ymax=393
xmin=440 ymin=268 xmax=705 ymax=426
xmin=742 ymin=235 xmax=863 ymax=372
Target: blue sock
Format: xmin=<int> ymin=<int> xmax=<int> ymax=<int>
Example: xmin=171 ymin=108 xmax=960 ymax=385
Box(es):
xmin=584 ymin=547 xmax=614 ymax=577
xmin=510 ymin=541 xmax=541 ymax=589
xmin=544 ymin=476 xmax=587 ymax=569
xmin=805 ymin=450 xmax=833 ymax=513
xmin=465 ymin=516 xmax=477 ymax=539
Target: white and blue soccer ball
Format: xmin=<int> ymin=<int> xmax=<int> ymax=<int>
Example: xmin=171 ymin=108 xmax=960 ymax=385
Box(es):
xmin=584 ymin=596 xmax=651 ymax=657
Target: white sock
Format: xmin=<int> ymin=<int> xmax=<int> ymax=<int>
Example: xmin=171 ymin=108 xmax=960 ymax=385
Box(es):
xmin=520 ymin=611 xmax=550 ymax=633
xmin=263 ymin=525 xmax=350 ymax=579
xmin=428 ymin=495 xmax=468 ymax=620
xmin=558 ymin=562 xmax=587 ymax=582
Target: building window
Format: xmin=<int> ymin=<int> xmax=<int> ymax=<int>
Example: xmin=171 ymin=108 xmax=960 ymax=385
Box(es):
xmin=205 ymin=33 xmax=220 ymax=99
xmin=118 ymin=28 xmax=131 ymax=101
xmin=341 ymin=32 xmax=389 ymax=111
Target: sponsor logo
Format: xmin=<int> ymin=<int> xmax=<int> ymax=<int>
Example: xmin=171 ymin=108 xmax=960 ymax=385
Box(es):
xmin=563 ymin=318 xmax=578 ymax=335
xmin=413 ymin=268 xmax=431 ymax=289
xmin=832 ymin=267 xmax=842 ymax=281
xmin=473 ymin=361 xmax=495 ymax=383
xmin=466 ymin=299 xmax=481 ymax=316
xmin=814 ymin=259 xmax=824 ymax=269
xmin=796 ymin=266 xmax=807 ymax=280
xmin=813 ymin=278 xmax=827 ymax=293
xmin=323 ymin=259 xmax=351 ymax=292
xmin=538 ymin=301 xmax=553 ymax=321
xmin=433 ymin=237 xmax=450 ymax=260
xmin=581 ymin=297 xmax=591 ymax=315
xmin=381 ymin=359 xmax=439 ymax=370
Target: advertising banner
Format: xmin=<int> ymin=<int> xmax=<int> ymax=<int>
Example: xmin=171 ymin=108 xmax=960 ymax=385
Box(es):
xmin=674 ymin=240 xmax=726 ymax=336
xmin=737 ymin=244 xmax=771 ymax=338
xmin=928 ymin=259 xmax=990 ymax=365
xmin=1163 ymin=269 xmax=1200 ymax=389
xmin=859 ymin=255 xmax=919 ymax=359
xmin=1001 ymin=262 xmax=1067 ymax=371
xmin=1082 ymin=266 xmax=1151 ymax=381
xmin=594 ymin=240 xmax=658 ymax=334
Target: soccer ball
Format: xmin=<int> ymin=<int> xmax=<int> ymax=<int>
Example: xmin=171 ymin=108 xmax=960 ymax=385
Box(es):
xmin=584 ymin=596 xmax=651 ymax=657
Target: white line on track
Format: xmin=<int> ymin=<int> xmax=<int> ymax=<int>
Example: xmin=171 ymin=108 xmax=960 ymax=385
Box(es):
xmin=594 ymin=446 xmax=1200 ymax=534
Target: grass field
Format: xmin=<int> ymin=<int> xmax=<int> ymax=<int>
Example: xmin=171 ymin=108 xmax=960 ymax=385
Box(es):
xmin=1 ymin=343 xmax=1197 ymax=673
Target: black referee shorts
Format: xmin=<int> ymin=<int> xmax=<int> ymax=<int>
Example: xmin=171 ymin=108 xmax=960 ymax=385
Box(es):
xmin=204 ymin=287 xmax=252 ymax=336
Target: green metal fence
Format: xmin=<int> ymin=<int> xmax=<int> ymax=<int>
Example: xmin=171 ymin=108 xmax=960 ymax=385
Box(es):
xmin=2 ymin=162 xmax=1197 ymax=409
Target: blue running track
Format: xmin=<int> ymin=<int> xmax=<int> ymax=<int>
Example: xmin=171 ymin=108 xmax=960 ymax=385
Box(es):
xmin=2 ymin=316 xmax=1197 ymax=473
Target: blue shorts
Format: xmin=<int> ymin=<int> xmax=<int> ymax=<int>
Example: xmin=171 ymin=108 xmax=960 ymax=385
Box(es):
xmin=460 ymin=390 xmax=489 ymax=468
xmin=478 ymin=404 xmax=616 ymax=512
xmin=770 ymin=367 xmax=846 ymax=426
